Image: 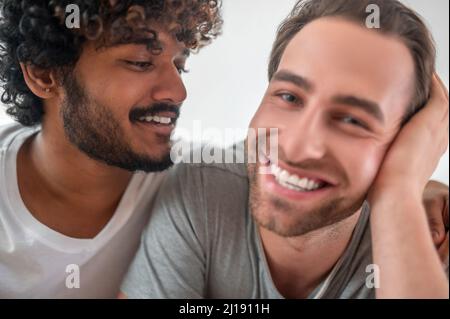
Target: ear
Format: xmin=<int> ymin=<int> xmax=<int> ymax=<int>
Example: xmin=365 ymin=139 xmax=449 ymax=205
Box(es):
xmin=19 ymin=63 xmax=59 ymax=99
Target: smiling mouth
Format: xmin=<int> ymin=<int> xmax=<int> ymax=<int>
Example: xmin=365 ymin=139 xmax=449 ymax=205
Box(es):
xmin=269 ymin=162 xmax=332 ymax=192
xmin=136 ymin=115 xmax=176 ymax=126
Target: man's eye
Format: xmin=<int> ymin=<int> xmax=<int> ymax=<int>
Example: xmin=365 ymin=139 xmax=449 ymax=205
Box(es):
xmin=340 ymin=115 xmax=367 ymax=129
xmin=124 ymin=60 xmax=153 ymax=70
xmin=278 ymin=93 xmax=302 ymax=105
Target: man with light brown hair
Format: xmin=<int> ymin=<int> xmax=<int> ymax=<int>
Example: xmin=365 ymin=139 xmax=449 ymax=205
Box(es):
xmin=120 ymin=0 xmax=449 ymax=299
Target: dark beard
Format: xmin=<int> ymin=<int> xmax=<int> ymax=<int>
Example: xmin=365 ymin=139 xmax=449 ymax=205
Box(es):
xmin=60 ymin=73 xmax=173 ymax=172
xmin=247 ymin=162 xmax=365 ymax=237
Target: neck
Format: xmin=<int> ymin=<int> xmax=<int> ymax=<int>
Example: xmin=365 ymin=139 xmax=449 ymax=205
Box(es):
xmin=16 ymin=121 xmax=133 ymax=238
xmin=31 ymin=124 xmax=132 ymax=205
xmin=259 ymin=209 xmax=362 ymax=299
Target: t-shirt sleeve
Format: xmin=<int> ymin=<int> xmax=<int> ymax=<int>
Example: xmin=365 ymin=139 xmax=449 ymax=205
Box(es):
xmin=120 ymin=163 xmax=208 ymax=298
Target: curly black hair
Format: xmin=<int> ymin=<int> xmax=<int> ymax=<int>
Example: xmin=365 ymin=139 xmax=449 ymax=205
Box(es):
xmin=0 ymin=0 xmax=223 ymax=126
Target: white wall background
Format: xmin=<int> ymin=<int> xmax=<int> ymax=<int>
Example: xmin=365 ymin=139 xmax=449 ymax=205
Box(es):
xmin=1 ymin=0 xmax=448 ymax=183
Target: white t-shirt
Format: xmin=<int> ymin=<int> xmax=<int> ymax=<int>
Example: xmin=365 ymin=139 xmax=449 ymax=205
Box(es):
xmin=0 ymin=123 xmax=166 ymax=298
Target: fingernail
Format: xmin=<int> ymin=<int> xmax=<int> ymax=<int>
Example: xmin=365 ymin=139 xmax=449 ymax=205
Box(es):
xmin=432 ymin=231 xmax=440 ymax=240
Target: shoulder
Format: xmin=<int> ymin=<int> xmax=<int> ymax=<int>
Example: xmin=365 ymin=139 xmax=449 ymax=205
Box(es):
xmin=149 ymin=142 xmax=251 ymax=237
xmin=0 ymin=122 xmax=38 ymax=151
xmin=160 ymin=142 xmax=249 ymax=206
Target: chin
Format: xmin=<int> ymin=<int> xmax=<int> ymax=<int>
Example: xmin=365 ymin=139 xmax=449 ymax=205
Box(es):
xmin=253 ymin=210 xmax=307 ymax=237
xmin=139 ymin=139 xmax=172 ymax=158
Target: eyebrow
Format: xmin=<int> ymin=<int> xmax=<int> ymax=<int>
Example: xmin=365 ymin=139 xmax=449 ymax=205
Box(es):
xmin=272 ymin=70 xmax=314 ymax=92
xmin=332 ymin=95 xmax=384 ymax=123
xmin=125 ymin=38 xmax=190 ymax=57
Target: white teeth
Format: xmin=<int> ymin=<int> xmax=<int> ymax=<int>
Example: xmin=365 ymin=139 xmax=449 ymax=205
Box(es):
xmin=153 ymin=116 xmax=172 ymax=124
xmin=308 ymin=180 xmax=319 ymax=190
xmin=272 ymin=164 xmax=281 ymax=175
xmin=270 ymin=163 xmax=324 ymax=192
xmin=139 ymin=116 xmax=172 ymax=125
xmin=298 ymin=178 xmax=308 ymax=189
xmin=279 ymin=170 xmax=289 ymax=182
xmin=288 ymin=174 xmax=299 ymax=185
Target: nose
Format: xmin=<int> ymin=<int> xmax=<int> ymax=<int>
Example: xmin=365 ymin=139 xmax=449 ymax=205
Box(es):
xmin=281 ymin=105 xmax=328 ymax=162
xmin=151 ymin=65 xmax=187 ymax=105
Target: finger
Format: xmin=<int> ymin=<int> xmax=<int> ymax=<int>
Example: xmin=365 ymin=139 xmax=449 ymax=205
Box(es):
xmin=438 ymin=121 xmax=449 ymax=156
xmin=411 ymin=76 xmax=449 ymax=136
xmin=425 ymin=198 xmax=446 ymax=246
xmin=428 ymin=75 xmax=449 ymax=122
xmin=434 ymin=73 xmax=449 ymax=102
xmin=444 ymin=194 xmax=449 ymax=230
xmin=437 ymin=232 xmax=449 ymax=268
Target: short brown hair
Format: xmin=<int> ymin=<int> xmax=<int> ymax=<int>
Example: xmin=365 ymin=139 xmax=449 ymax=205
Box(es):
xmin=268 ymin=0 xmax=436 ymax=123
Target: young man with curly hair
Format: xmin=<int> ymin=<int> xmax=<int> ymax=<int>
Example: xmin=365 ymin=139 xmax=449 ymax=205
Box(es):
xmin=0 ymin=0 xmax=221 ymax=298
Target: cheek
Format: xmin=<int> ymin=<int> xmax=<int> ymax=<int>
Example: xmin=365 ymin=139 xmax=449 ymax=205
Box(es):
xmin=249 ymin=100 xmax=270 ymax=130
xmin=100 ymin=72 xmax=148 ymax=100
xmin=78 ymin=64 xmax=150 ymax=120
xmin=356 ymin=152 xmax=384 ymax=186
xmin=334 ymin=139 xmax=388 ymax=189
xmin=249 ymin=101 xmax=293 ymax=131
xmin=88 ymin=76 xmax=150 ymax=123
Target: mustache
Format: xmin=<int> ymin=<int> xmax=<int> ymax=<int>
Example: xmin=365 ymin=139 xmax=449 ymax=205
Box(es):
xmin=129 ymin=103 xmax=181 ymax=121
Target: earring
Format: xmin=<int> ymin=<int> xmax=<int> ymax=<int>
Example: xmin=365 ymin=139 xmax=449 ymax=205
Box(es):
xmin=44 ymin=88 xmax=51 ymax=93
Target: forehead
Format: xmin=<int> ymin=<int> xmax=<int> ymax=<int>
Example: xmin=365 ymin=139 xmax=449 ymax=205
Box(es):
xmin=91 ymin=22 xmax=189 ymax=57
xmin=278 ymin=17 xmax=415 ymax=123
xmin=145 ymin=23 xmax=189 ymax=53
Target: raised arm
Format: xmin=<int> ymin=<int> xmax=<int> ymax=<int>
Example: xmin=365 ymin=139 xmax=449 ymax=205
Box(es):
xmin=369 ymin=74 xmax=449 ymax=299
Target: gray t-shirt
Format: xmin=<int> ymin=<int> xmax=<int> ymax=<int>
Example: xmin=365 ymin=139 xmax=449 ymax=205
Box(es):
xmin=121 ymin=145 xmax=376 ymax=299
